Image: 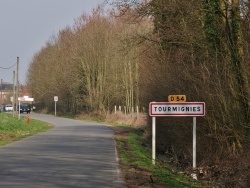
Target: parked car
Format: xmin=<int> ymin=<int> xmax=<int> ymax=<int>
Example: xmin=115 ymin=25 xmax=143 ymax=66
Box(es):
xmin=5 ymin=104 xmax=13 ymax=112
xmin=19 ymin=104 xmax=31 ymax=113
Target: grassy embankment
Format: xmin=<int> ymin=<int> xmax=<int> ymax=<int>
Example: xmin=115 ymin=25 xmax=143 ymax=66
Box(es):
xmin=116 ymin=127 xmax=200 ymax=187
xmin=0 ymin=112 xmax=52 ymax=146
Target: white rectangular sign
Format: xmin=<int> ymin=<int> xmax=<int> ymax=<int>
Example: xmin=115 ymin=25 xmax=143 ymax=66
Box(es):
xmin=25 ymin=98 xmax=34 ymax=102
xmin=18 ymin=97 xmax=25 ymax=101
xmin=18 ymin=97 xmax=34 ymax=102
xmin=149 ymin=102 xmax=205 ymax=117
xmin=54 ymin=96 xmax=58 ymax=102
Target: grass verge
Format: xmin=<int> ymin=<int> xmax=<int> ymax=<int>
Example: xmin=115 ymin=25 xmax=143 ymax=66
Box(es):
xmin=115 ymin=126 xmax=201 ymax=187
xmin=0 ymin=112 xmax=52 ymax=146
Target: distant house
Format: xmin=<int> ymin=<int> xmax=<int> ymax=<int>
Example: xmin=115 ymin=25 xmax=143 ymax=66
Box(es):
xmin=1 ymin=82 xmax=31 ymax=105
xmin=1 ymin=82 xmax=12 ymax=104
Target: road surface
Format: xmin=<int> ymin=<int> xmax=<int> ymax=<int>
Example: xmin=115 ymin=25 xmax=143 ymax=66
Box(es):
xmin=0 ymin=113 xmax=125 ymax=188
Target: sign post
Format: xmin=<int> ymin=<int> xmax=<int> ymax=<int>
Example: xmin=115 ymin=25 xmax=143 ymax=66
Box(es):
xmin=152 ymin=116 xmax=156 ymax=165
xmin=54 ymin=96 xmax=58 ymax=116
xmin=193 ymin=117 xmax=196 ymax=169
xmin=149 ymin=100 xmax=205 ymax=179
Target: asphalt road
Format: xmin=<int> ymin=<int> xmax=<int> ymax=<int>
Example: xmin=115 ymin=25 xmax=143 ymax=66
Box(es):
xmin=0 ymin=113 xmax=125 ymax=188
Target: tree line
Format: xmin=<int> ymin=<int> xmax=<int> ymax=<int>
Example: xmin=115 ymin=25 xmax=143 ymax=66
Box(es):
xmin=27 ymin=8 xmax=145 ymax=114
xmin=27 ymin=1 xmax=250 ymax=186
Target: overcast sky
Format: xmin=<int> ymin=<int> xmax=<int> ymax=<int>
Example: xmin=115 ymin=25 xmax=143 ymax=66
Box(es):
xmin=0 ymin=0 xmax=105 ymax=84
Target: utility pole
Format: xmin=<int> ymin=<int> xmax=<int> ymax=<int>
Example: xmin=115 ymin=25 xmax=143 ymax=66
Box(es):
xmin=0 ymin=79 xmax=3 ymax=112
xmin=15 ymin=57 xmax=19 ymax=117
xmin=1 ymin=79 xmax=2 ymax=107
xmin=13 ymin=71 xmax=16 ymax=118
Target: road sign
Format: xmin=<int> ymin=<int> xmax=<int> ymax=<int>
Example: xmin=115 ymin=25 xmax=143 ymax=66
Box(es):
xmin=149 ymin=102 xmax=205 ymax=117
xmin=18 ymin=97 xmax=34 ymax=102
xmin=168 ymin=95 xmax=186 ymax=102
xmin=54 ymin=96 xmax=58 ymax=102
xmin=18 ymin=97 xmax=25 ymax=101
xmin=24 ymin=98 xmax=34 ymax=102
xmin=149 ymin=101 xmax=205 ymax=177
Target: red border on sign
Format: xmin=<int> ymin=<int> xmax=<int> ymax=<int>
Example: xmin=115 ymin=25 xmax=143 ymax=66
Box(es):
xmin=149 ymin=102 xmax=205 ymax=117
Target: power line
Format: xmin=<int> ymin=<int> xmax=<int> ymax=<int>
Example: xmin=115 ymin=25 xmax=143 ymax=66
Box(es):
xmin=0 ymin=62 xmax=16 ymax=70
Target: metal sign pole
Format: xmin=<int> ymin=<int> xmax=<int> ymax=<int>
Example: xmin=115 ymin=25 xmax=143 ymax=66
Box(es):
xmin=55 ymin=101 xmax=57 ymax=116
xmin=192 ymin=116 xmax=197 ymax=180
xmin=54 ymin=96 xmax=58 ymax=116
xmin=152 ymin=116 xmax=156 ymax=165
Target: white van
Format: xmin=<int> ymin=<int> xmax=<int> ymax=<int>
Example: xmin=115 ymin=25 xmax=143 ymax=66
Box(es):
xmin=5 ymin=105 xmax=13 ymax=112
